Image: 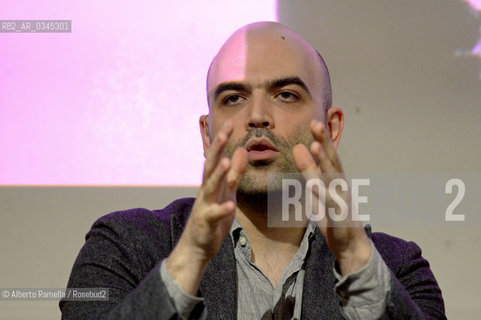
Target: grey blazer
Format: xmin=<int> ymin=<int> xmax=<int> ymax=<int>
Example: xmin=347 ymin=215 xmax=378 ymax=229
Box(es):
xmin=60 ymin=198 xmax=446 ymax=319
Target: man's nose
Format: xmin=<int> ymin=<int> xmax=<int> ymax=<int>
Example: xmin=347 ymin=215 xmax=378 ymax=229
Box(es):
xmin=245 ymin=96 xmax=274 ymax=129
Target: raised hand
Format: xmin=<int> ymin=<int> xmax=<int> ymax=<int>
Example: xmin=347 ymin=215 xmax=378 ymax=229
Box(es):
xmin=293 ymin=120 xmax=371 ymax=275
xmin=166 ymin=121 xmax=247 ymax=294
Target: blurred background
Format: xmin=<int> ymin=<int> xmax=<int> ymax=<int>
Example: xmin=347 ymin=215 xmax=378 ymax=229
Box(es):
xmin=1 ymin=0 xmax=480 ymax=318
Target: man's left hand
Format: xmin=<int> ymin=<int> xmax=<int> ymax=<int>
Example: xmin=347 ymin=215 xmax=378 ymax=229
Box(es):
xmin=293 ymin=119 xmax=371 ymax=276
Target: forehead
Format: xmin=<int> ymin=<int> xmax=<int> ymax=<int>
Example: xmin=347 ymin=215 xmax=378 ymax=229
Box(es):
xmin=207 ymin=28 xmax=323 ymax=96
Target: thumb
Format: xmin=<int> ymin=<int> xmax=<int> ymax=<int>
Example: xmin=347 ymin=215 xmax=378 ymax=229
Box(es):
xmin=293 ymin=144 xmax=320 ymax=182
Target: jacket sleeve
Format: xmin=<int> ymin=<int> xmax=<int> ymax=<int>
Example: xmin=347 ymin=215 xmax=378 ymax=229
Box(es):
xmin=59 ymin=206 xmax=204 ymax=320
xmin=373 ymin=233 xmax=447 ymax=320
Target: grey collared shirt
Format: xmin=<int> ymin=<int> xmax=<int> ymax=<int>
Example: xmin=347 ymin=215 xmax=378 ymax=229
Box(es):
xmin=160 ymin=220 xmax=391 ymax=319
xmin=231 ymin=219 xmax=315 ymax=320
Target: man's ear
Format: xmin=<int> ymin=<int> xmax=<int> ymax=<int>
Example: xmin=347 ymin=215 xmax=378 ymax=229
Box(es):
xmin=326 ymin=106 xmax=344 ymax=150
xmin=199 ymin=115 xmax=211 ymax=158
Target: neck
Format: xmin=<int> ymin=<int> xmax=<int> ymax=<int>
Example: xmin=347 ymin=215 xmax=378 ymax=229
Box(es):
xmin=236 ymin=191 xmax=307 ymax=247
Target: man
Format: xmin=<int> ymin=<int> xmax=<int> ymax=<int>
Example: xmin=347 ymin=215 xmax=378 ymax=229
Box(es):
xmin=60 ymin=22 xmax=446 ymax=319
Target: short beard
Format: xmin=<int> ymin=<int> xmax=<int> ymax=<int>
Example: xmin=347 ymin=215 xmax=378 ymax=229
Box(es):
xmin=225 ymin=126 xmax=314 ymax=213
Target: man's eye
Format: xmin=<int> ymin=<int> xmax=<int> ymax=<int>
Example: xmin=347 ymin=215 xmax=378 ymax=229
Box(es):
xmin=223 ymin=95 xmax=244 ymax=105
xmin=277 ymin=91 xmax=298 ymax=102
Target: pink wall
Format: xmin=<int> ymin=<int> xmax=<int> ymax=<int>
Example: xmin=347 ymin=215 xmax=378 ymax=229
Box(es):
xmin=0 ymin=0 xmax=277 ymax=185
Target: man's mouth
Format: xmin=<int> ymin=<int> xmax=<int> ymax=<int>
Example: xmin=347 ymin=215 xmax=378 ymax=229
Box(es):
xmin=245 ymin=138 xmax=280 ymax=161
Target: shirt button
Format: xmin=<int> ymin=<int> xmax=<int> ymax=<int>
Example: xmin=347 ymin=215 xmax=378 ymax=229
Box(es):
xmin=239 ymin=236 xmax=247 ymax=247
xmin=338 ymin=289 xmax=348 ymax=299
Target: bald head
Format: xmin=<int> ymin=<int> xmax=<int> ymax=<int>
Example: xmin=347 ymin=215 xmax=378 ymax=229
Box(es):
xmin=206 ymin=21 xmax=332 ymax=111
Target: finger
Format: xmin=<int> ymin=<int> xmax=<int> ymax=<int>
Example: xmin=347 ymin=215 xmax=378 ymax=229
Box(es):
xmin=227 ymin=147 xmax=248 ymax=191
xmin=294 ymin=144 xmax=329 ymax=226
xmin=203 ymin=157 xmax=230 ymax=201
xmin=310 ymin=141 xmax=336 ymax=173
xmin=292 ymin=144 xmax=320 ymax=181
xmin=310 ymin=120 xmax=342 ymax=170
xmin=205 ymin=201 xmax=236 ymax=223
xmin=203 ymin=121 xmax=233 ymax=180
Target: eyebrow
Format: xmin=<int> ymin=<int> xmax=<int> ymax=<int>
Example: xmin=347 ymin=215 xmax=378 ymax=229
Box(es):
xmin=212 ymin=82 xmax=252 ymax=103
xmin=269 ymin=77 xmax=311 ymax=97
xmin=210 ymin=76 xmax=312 ymax=103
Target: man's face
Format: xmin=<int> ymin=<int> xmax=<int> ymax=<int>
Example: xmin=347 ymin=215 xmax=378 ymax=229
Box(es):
xmin=204 ymin=25 xmax=328 ymax=195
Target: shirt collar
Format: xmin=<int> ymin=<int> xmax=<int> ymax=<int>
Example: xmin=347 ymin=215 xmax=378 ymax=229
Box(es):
xmin=229 ymin=218 xmax=316 ymax=247
xmin=230 ymin=218 xmax=244 ymax=246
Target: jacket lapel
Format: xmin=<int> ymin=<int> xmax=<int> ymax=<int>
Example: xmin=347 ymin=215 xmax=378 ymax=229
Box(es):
xmin=301 ymin=229 xmax=343 ymax=319
xmin=200 ymin=236 xmax=237 ymax=320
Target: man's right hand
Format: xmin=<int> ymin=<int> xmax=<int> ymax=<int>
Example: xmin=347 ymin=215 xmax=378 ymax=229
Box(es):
xmin=166 ymin=121 xmax=247 ymax=295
